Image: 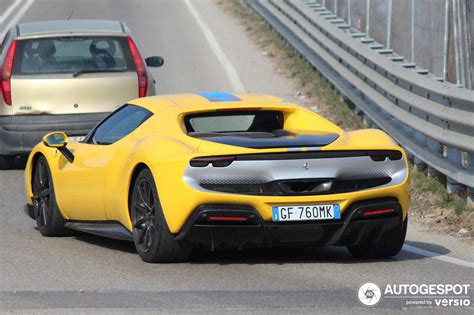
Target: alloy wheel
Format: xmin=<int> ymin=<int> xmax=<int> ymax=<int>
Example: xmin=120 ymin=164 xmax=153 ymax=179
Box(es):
xmin=33 ymin=159 xmax=51 ymax=228
xmin=131 ymin=177 xmax=156 ymax=253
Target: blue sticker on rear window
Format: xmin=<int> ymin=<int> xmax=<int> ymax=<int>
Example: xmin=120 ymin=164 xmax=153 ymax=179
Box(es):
xmin=198 ymin=91 xmax=241 ymax=102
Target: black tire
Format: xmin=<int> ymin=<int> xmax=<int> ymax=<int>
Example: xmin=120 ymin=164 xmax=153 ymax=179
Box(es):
xmin=130 ymin=168 xmax=192 ymax=263
xmin=32 ymin=156 xmax=66 ymax=236
xmin=347 ymin=217 xmax=407 ymax=259
xmin=0 ymin=155 xmax=15 ymax=170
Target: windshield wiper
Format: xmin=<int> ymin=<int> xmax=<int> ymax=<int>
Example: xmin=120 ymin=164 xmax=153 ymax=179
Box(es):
xmin=72 ymin=69 xmax=126 ymax=77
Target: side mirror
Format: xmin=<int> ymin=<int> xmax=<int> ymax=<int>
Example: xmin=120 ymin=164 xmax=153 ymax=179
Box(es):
xmin=43 ymin=132 xmax=68 ymax=148
xmin=145 ymin=56 xmax=164 ymax=67
xmin=43 ymin=132 xmax=74 ymax=163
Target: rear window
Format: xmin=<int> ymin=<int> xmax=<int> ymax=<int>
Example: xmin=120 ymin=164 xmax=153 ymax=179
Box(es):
xmin=185 ymin=110 xmax=284 ymax=133
xmin=13 ymin=36 xmax=133 ymax=75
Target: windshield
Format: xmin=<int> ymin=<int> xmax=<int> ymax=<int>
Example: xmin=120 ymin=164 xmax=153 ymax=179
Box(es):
xmin=13 ymin=36 xmax=133 ymax=75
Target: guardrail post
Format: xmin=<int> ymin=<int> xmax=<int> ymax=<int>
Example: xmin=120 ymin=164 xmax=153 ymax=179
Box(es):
xmin=366 ymin=0 xmax=370 ymax=37
xmin=468 ymin=153 xmax=474 ymax=174
xmin=452 ymin=0 xmax=465 ymax=86
xmin=468 ymin=187 xmax=474 ymax=207
xmin=467 ymin=153 xmax=474 ymax=206
xmin=446 ymin=147 xmax=463 ymax=193
xmin=447 ymin=177 xmax=463 ymax=194
xmin=347 ymin=0 xmax=351 ymax=27
xmin=362 ymin=114 xmax=373 ymax=127
xmin=400 ymin=125 xmax=416 ymax=163
xmin=443 ymin=0 xmax=450 ymax=80
xmin=413 ymin=132 xmax=428 ymax=171
xmin=427 ymin=166 xmax=442 ymax=178
xmin=386 ymin=0 xmax=392 ymax=48
xmin=414 ymin=157 xmax=427 ymax=171
xmin=411 ymin=0 xmax=416 ymax=63
xmin=426 ymin=139 xmax=443 ymax=178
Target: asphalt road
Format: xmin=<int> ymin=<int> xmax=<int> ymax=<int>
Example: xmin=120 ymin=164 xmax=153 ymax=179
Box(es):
xmin=1 ymin=0 xmax=473 ymax=313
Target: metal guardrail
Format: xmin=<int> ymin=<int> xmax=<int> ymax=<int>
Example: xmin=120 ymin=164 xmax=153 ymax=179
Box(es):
xmin=244 ymin=0 xmax=474 ymax=194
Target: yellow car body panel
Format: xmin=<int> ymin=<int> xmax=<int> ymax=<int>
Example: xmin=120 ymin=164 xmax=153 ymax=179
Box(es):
xmin=25 ymin=93 xmax=410 ymax=236
xmin=148 ymin=161 xmax=409 ymax=234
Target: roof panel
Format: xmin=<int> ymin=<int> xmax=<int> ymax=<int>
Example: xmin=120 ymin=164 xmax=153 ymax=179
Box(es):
xmin=18 ymin=20 xmax=124 ymax=36
xmin=130 ymin=93 xmax=298 ymax=114
xmin=198 ymin=91 xmax=241 ymax=102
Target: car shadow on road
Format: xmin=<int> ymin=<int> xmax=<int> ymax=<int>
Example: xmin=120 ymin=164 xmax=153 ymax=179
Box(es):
xmin=72 ymin=233 xmax=137 ymax=254
xmin=189 ymin=244 xmax=446 ymax=265
xmin=68 ymin=232 xmax=451 ymax=265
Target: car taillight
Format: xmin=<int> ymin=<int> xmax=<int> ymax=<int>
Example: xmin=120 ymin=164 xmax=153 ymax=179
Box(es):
xmin=190 ymin=156 xmax=235 ymax=167
xmin=361 ymin=208 xmax=395 ymax=217
xmin=208 ymin=216 xmax=249 ymax=222
xmin=369 ymin=150 xmax=402 ymax=161
xmin=1 ymin=40 xmax=16 ymax=105
xmin=127 ymin=37 xmax=147 ymax=98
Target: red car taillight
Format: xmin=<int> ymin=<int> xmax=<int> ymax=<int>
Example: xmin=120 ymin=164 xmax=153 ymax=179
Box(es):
xmin=208 ymin=216 xmax=249 ymax=222
xmin=1 ymin=40 xmax=17 ymax=105
xmin=361 ymin=209 xmax=395 ymax=217
xmin=127 ymin=37 xmax=147 ymax=98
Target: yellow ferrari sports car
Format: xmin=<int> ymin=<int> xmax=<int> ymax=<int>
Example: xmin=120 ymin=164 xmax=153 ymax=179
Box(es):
xmin=24 ymin=92 xmax=409 ymax=263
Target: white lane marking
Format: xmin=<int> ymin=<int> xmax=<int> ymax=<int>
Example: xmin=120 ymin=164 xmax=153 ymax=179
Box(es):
xmin=0 ymin=0 xmax=35 ymax=39
xmin=184 ymin=0 xmax=245 ymax=93
xmin=403 ymin=244 xmax=474 ymax=269
xmin=0 ymin=0 xmax=22 ymax=26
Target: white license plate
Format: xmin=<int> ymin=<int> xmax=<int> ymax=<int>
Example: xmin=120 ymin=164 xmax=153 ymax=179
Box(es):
xmin=272 ymin=204 xmax=341 ymax=222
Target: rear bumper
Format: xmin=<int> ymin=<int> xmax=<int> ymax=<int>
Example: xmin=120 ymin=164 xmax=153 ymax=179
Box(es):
xmin=0 ymin=112 xmax=108 ymax=155
xmin=176 ymin=198 xmax=403 ymax=250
